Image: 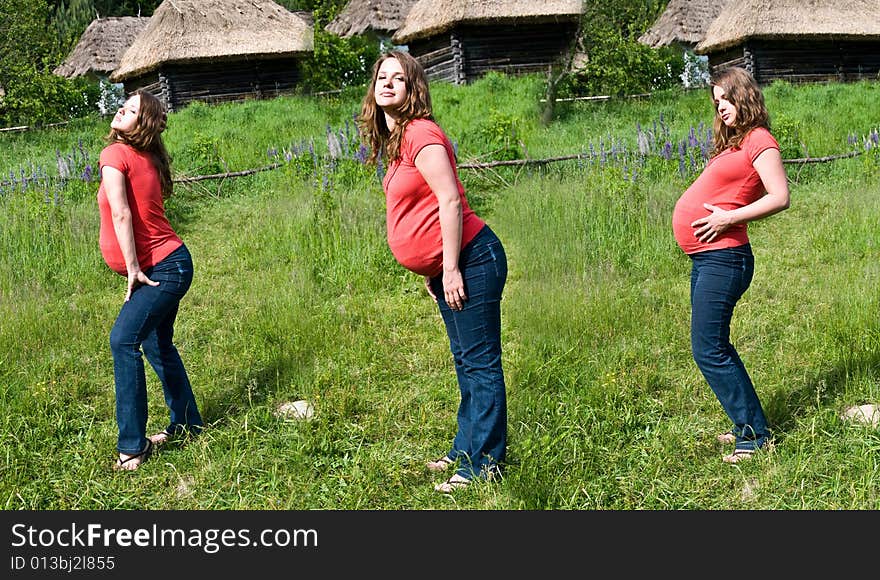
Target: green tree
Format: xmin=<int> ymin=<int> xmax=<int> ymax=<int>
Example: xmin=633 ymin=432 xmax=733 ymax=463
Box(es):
xmin=285 ymin=0 xmax=380 ymax=92
xmin=51 ymin=0 xmax=97 ymax=53
xmin=0 ymin=0 xmax=98 ymax=126
xmin=564 ymin=0 xmax=681 ymax=97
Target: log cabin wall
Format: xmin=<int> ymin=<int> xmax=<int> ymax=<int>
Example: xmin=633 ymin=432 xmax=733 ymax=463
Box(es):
xmin=409 ymin=34 xmax=463 ymax=84
xmin=123 ymin=58 xmax=302 ymax=112
xmin=121 ymin=72 xmax=171 ymax=109
xmin=708 ymin=39 xmax=880 ymax=85
xmin=409 ymin=21 xmax=580 ymax=85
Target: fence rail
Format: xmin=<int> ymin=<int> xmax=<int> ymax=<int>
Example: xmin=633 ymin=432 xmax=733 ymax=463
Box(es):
xmin=1 ymin=148 xmax=870 ymax=190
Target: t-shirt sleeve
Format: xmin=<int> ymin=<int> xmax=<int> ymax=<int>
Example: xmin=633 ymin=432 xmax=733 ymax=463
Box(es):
xmin=99 ymin=143 xmax=129 ymax=175
xmin=404 ymin=119 xmax=447 ymax=162
xmin=745 ymin=127 xmax=780 ymax=163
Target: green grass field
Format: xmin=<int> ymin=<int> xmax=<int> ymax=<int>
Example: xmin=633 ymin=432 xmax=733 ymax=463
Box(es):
xmin=2 ymin=74 xmax=879 ymax=509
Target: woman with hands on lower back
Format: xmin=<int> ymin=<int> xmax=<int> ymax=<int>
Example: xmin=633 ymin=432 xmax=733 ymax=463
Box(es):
xmin=672 ymin=66 xmax=790 ymax=464
xmin=98 ymin=89 xmax=203 ymax=471
xmin=358 ymin=51 xmax=509 ymax=493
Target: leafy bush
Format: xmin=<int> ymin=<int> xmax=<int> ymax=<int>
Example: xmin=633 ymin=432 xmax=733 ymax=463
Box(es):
xmin=0 ymin=65 xmax=100 ymax=127
xmin=180 ymin=132 xmax=226 ymax=175
xmin=771 ymin=113 xmax=806 ymax=159
xmin=565 ymin=30 xmax=683 ymax=98
xmin=475 ymin=110 xmax=524 ymax=161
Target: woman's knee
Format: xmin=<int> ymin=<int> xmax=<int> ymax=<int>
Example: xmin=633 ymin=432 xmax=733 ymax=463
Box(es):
xmin=692 ymin=345 xmax=729 ymax=370
xmin=109 ymin=326 xmax=139 ymax=355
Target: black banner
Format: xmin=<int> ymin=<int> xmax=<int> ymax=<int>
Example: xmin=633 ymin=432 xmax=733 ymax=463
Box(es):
xmin=0 ymin=509 xmax=869 ymax=576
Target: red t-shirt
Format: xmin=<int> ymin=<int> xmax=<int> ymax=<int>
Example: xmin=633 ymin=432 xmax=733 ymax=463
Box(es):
xmin=672 ymin=127 xmax=779 ymax=255
xmin=97 ymin=142 xmax=182 ymax=275
xmin=382 ymin=118 xmax=485 ymax=277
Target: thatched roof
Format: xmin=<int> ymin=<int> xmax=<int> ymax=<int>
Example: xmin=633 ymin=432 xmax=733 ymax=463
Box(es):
xmin=326 ymin=0 xmax=416 ymax=38
xmin=696 ymin=0 xmax=880 ymax=54
xmin=54 ymin=17 xmax=149 ymax=79
xmin=638 ymin=0 xmax=731 ymax=49
xmin=111 ymin=0 xmax=314 ymax=82
xmin=392 ymin=0 xmax=584 ymax=44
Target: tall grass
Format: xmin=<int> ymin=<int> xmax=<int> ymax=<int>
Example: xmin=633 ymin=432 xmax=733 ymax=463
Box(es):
xmin=1 ymin=75 xmax=879 ymax=509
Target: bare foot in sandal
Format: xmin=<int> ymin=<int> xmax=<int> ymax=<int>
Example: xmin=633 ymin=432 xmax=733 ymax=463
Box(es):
xmin=426 ymin=456 xmax=454 ymax=472
xmin=434 ymin=473 xmax=470 ymax=493
xmin=148 ymin=429 xmax=173 ymax=446
xmin=113 ymin=440 xmax=153 ymax=471
xmin=722 ymin=448 xmax=755 ymax=464
xmin=717 ymin=431 xmax=736 ymax=445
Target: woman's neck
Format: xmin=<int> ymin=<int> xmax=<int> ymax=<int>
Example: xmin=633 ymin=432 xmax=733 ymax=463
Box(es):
xmin=383 ymin=109 xmax=401 ymax=132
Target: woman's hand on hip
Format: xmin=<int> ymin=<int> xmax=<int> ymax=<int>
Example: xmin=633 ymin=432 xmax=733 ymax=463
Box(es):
xmin=125 ymin=269 xmax=159 ymax=302
xmin=443 ymin=268 xmax=466 ymax=311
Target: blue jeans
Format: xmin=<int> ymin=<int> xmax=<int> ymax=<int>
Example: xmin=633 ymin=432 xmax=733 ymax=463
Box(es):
xmin=429 ymin=225 xmax=508 ymax=480
xmin=110 ymin=244 xmax=203 ymax=454
xmin=689 ymin=244 xmax=769 ymax=451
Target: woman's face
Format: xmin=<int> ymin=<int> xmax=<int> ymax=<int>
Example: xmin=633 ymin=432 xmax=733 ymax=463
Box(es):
xmin=111 ymin=94 xmax=140 ymax=134
xmin=374 ymin=57 xmax=407 ymax=112
xmin=712 ymin=85 xmax=737 ymax=127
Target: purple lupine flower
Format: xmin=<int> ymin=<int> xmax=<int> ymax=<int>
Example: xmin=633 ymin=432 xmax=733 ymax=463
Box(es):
xmin=688 ymin=126 xmax=698 ymax=148
xmin=82 ymin=165 xmax=93 ymax=182
xmin=356 ymin=144 xmax=368 ymax=165
xmin=678 ymin=140 xmax=687 ymax=177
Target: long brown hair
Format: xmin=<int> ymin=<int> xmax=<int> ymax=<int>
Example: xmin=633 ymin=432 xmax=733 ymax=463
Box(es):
xmin=357 ymin=50 xmax=433 ymax=165
xmin=106 ymin=89 xmax=174 ymax=198
xmin=709 ymin=67 xmax=769 ymax=156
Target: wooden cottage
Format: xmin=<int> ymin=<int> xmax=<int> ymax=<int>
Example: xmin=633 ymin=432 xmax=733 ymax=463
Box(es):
xmin=325 ymin=0 xmax=417 ymax=41
xmin=54 ymin=17 xmax=150 ymax=82
xmin=695 ymin=0 xmax=880 ymax=84
xmin=110 ymin=0 xmax=314 ymax=112
xmin=638 ymin=0 xmax=731 ymax=50
xmin=391 ymin=0 xmax=585 ymax=85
